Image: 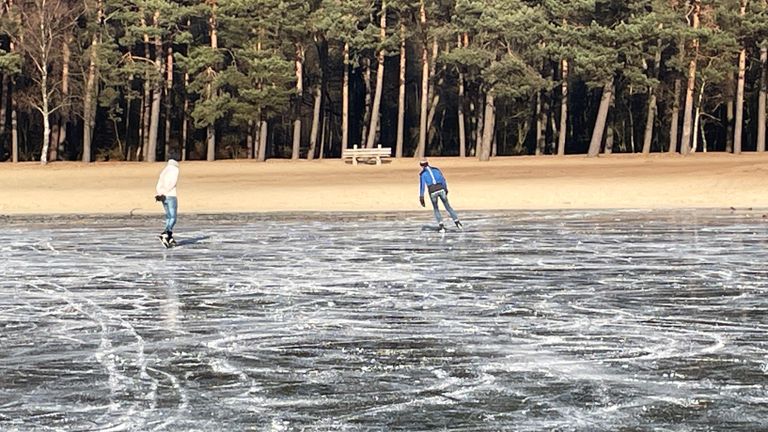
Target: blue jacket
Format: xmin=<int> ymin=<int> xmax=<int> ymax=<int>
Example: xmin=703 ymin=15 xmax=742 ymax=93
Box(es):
xmin=419 ymin=166 xmax=448 ymax=196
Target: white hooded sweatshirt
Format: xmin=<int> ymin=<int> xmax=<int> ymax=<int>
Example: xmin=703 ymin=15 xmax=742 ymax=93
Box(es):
xmin=156 ymin=159 xmax=179 ymax=197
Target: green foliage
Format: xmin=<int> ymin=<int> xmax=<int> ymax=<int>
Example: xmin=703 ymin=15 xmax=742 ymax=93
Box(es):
xmin=190 ymin=92 xmax=232 ymax=128
xmin=485 ymin=55 xmax=549 ymax=98
xmin=450 ymin=0 xmax=551 ymax=99
xmin=0 ymin=50 xmax=22 ymax=75
xmin=314 ymin=0 xmax=382 ymax=62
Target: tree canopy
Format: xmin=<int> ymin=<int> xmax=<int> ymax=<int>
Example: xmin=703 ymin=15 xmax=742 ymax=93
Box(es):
xmin=0 ymin=0 xmax=766 ymax=162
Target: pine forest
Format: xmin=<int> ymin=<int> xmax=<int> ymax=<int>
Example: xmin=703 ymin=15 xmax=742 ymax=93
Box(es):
xmin=1 ymin=0 xmax=767 ymax=163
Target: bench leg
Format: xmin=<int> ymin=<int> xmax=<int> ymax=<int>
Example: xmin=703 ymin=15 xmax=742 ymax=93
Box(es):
xmin=352 ymin=156 xmax=358 ymax=166
xmin=376 ymin=156 xmax=381 ymax=165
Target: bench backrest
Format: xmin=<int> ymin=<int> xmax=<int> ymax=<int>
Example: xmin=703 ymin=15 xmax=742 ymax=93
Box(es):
xmin=342 ymin=147 xmax=392 ymax=156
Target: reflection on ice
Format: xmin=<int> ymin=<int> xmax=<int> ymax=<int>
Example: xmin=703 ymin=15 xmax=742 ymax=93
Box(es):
xmin=1 ymin=210 xmax=768 ymax=430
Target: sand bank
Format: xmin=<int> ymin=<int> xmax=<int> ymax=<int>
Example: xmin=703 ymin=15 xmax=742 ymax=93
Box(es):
xmin=1 ymin=153 xmax=767 ymax=215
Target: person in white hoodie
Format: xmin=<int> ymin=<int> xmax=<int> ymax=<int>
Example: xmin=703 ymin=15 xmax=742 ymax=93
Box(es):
xmin=155 ymin=159 xmax=180 ymax=247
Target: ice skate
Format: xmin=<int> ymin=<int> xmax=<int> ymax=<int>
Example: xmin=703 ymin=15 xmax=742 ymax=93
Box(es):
xmin=159 ymin=232 xmax=171 ymax=248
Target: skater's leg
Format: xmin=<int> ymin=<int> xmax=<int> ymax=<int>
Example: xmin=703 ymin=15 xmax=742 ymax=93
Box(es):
xmin=438 ymin=192 xmax=460 ymax=223
xmin=429 ymin=192 xmax=443 ymax=226
xmin=165 ymin=197 xmax=178 ymax=233
xmin=162 ymin=200 xmax=171 ymax=234
xmin=159 ymin=200 xmax=171 ymax=247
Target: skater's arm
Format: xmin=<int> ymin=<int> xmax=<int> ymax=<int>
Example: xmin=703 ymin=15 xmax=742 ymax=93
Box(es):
xmin=419 ymin=173 xmax=425 ymax=197
xmin=155 ymin=173 xmax=166 ymax=195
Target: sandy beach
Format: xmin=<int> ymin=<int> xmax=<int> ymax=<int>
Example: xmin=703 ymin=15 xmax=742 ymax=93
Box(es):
xmin=1 ymin=153 xmax=767 ymax=215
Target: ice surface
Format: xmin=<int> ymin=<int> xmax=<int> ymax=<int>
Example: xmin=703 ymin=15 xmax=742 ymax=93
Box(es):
xmin=1 ymin=210 xmax=768 ymax=431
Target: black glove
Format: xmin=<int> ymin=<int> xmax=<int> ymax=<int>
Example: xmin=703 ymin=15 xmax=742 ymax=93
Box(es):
xmin=419 ymin=196 xmax=425 ymax=207
xmin=445 ymin=189 xmax=449 ymax=196
xmin=155 ymin=194 xmax=166 ymax=203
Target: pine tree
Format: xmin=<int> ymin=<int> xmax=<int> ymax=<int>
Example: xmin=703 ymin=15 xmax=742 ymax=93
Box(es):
xmin=450 ymin=0 xmax=548 ymax=160
xmin=315 ymin=0 xmax=372 ymax=152
xmin=217 ymin=0 xmax=294 ymax=160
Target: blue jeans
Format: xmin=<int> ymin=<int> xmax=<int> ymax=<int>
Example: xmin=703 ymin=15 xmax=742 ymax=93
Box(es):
xmin=429 ymin=190 xmax=459 ymax=225
xmin=162 ymin=196 xmax=178 ymax=233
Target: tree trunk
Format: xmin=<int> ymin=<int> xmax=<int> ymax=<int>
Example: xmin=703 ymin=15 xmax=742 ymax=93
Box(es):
xmin=587 ymin=78 xmax=614 ymax=157
xmin=416 ymin=0 xmax=428 ymax=158
xmin=50 ymin=33 xmax=71 ymax=162
xmin=604 ymin=120 xmax=614 ymax=154
xmin=36 ymin=6 xmax=52 ymax=166
xmin=605 ymin=90 xmax=616 ymax=154
xmin=360 ymin=57 xmax=372 ymax=147
xmin=57 ymin=33 xmax=74 ymax=160
xmin=139 ymin=15 xmax=152 ymax=161
xmin=205 ymin=96 xmax=215 ymax=161
xmin=479 ymin=92 xmax=495 ymax=161
xmin=627 ymin=97 xmax=635 ymax=153
xmin=247 ymin=119 xmax=254 ymax=159
xmin=51 ymin=122 xmax=60 ymax=163
xmin=11 ymin=82 xmax=17 ymax=163
xmin=140 ymin=83 xmax=150 ymax=160
xmin=558 ymin=58 xmax=568 ymax=156
xmin=0 ymin=75 xmax=7 ymax=145
xmin=83 ymin=34 xmax=99 ymax=162
xmin=668 ymin=78 xmax=681 ymax=153
xmin=474 ymin=97 xmax=484 ymax=157
xmin=292 ymin=43 xmax=304 ymax=159
xmin=181 ymin=19 xmax=190 ymax=161
xmin=417 ymin=43 xmax=429 ymax=158
xmin=206 ymin=0 xmax=218 ymax=162
xmin=147 ymin=11 xmax=162 ymax=163
xmin=40 ymin=68 xmax=51 ymax=165
xmin=308 ymin=84 xmax=322 ymax=159
xmin=317 ymin=35 xmax=329 ymax=159
xmin=258 ymin=120 xmax=268 ymax=161
xmin=342 ymin=42 xmax=349 ymax=150
xmin=80 ymin=1 xmax=101 ymax=162
xmin=680 ymin=0 xmax=700 ymax=155
xmin=491 ymin=116 xmax=497 ymax=157
xmin=457 ymin=33 xmax=468 ymax=158
xmin=692 ymin=81 xmax=706 ymax=153
xmin=182 ymin=70 xmax=189 ymax=161
xmin=164 ymin=44 xmax=173 ymax=160
xmin=319 ymin=110 xmax=328 ymax=159
xmin=733 ymin=0 xmax=748 ymax=154
xmin=535 ymin=92 xmax=545 ymax=155
xmin=124 ymin=98 xmax=132 ymax=160
xmin=426 ymin=39 xmax=443 ymax=144
xmin=726 ymin=75 xmax=735 ymax=153
xmin=365 ymin=1 xmax=386 ymax=149
xmin=642 ymin=91 xmax=657 ymax=155
xmin=643 ymin=32 xmax=662 ymax=155
xmin=725 ymin=102 xmax=737 ymax=152
xmin=758 ymin=42 xmax=767 ymax=152
xmin=396 ymin=23 xmax=406 ymax=158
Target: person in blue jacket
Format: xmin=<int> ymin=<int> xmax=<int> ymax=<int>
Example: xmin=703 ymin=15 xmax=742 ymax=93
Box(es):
xmin=419 ymin=159 xmax=463 ymax=232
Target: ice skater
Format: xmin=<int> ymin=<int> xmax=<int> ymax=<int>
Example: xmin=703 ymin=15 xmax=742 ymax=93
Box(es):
xmin=155 ymin=159 xmax=180 ymax=248
xmin=418 ymin=159 xmax=462 ymax=232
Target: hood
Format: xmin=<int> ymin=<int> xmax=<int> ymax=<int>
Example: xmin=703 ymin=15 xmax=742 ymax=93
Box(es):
xmin=168 ymin=159 xmax=179 ymax=168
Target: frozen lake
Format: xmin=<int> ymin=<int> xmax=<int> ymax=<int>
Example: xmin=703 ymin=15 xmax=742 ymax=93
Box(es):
xmin=1 ymin=210 xmax=768 ymax=431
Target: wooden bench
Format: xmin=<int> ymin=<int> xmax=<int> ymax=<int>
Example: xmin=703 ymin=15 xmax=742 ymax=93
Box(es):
xmin=341 ymin=144 xmax=392 ymax=165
